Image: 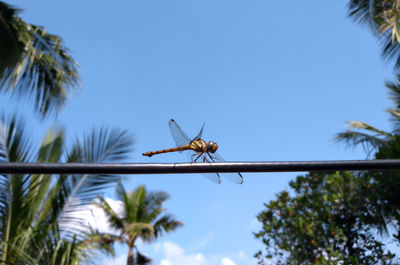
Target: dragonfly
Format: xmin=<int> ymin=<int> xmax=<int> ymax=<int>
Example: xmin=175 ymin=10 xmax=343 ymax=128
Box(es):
xmin=143 ymin=119 xmax=243 ymax=184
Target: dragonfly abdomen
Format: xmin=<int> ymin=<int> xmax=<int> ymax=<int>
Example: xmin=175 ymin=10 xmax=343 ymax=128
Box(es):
xmin=143 ymin=144 xmax=191 ymax=157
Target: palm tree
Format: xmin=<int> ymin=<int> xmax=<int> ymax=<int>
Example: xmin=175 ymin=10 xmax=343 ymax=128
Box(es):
xmin=336 ymin=74 xmax=400 ymax=240
xmin=96 ymin=184 xmax=183 ymax=265
xmin=335 ymin=74 xmax=400 ymax=153
xmin=347 ymin=0 xmax=400 ymax=71
xmin=0 ymin=114 xmax=134 ymax=264
xmin=0 ymin=1 xmax=79 ymax=117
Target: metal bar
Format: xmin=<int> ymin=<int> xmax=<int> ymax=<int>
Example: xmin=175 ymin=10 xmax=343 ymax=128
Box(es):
xmin=0 ymin=160 xmax=400 ymax=174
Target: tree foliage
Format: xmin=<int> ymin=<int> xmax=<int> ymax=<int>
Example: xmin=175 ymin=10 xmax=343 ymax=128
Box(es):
xmin=254 ymin=172 xmax=396 ymax=265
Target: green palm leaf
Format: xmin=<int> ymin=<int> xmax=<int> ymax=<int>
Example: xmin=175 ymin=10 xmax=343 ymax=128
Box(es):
xmin=347 ymin=121 xmax=393 ymax=137
xmin=96 ymin=184 xmax=182 ymax=265
xmin=0 ymin=2 xmax=80 ymax=117
xmin=336 ymin=75 xmax=400 ymax=154
xmin=335 ymin=120 xmax=392 ymax=156
xmin=0 ymin=114 xmax=56 ymax=263
xmin=135 ymin=248 xmax=153 ymax=265
xmin=56 ymin=127 xmax=134 ymax=236
xmin=386 ymin=75 xmax=400 ymax=107
xmin=95 ymin=196 xmax=124 ymax=231
xmin=0 ymin=114 xmax=134 ymax=264
xmin=335 ymin=130 xmax=387 ymax=155
xmin=153 ymin=214 xmax=183 ymax=238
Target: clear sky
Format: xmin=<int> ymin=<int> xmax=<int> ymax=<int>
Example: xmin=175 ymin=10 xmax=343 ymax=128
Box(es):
xmin=4 ymin=0 xmax=396 ymax=264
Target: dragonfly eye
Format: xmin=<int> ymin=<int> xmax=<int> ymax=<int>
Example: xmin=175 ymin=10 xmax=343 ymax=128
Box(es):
xmin=207 ymin=141 xmax=218 ymax=153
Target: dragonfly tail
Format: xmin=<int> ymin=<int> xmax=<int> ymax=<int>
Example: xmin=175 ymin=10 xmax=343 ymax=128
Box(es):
xmin=143 ymin=145 xmax=191 ymax=157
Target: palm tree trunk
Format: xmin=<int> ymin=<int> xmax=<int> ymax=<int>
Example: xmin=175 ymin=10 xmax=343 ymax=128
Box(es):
xmin=2 ymin=180 xmax=13 ymax=264
xmin=127 ymin=246 xmax=134 ymax=265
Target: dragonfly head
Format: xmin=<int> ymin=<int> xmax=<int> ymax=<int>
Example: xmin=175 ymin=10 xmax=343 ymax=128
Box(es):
xmin=207 ymin=141 xmax=219 ymax=153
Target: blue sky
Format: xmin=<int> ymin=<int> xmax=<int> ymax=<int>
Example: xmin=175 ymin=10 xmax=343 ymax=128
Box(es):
xmin=3 ymin=0 xmax=397 ymax=264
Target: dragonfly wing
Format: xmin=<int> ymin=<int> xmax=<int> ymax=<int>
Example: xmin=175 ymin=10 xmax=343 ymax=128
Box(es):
xmin=188 ymin=151 xmax=221 ymax=184
xmin=209 ymin=151 xmax=224 ymax=162
xmin=209 ymin=152 xmax=244 ymax=184
xmin=224 ymin=172 xmax=244 ymax=184
xmin=169 ymin=119 xmax=191 ymax=149
xmin=202 ymin=173 xmax=222 ymax=184
xmin=193 ymin=123 xmax=205 ymax=141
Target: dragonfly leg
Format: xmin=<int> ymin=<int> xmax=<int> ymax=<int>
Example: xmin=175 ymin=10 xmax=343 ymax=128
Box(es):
xmin=207 ymin=152 xmax=216 ymax=162
xmin=190 ymin=153 xmax=197 ymax=162
xmin=193 ymin=152 xmax=203 ymax=162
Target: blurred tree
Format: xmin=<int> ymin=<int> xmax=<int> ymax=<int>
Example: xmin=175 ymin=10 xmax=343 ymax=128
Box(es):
xmin=336 ymin=75 xmax=400 ymax=242
xmin=253 ymin=75 xmax=400 ymax=264
xmin=347 ymin=0 xmax=400 ymax=71
xmin=0 ymin=1 xmax=79 ymax=117
xmin=335 ymin=75 xmax=400 ymax=155
xmin=0 ymin=114 xmax=134 ymax=264
xmin=254 ymin=171 xmax=395 ymax=265
xmin=96 ymin=184 xmax=183 ymax=265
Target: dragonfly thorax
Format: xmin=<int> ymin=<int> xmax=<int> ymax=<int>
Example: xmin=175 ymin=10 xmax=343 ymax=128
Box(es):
xmin=190 ymin=140 xmax=218 ymax=153
xmin=207 ymin=141 xmax=218 ymax=153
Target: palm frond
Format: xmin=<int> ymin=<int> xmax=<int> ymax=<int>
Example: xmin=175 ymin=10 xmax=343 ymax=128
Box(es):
xmin=335 ymin=131 xmax=387 ymax=156
xmin=79 ymin=127 xmax=134 ymax=163
xmin=135 ymin=248 xmax=153 ymax=265
xmin=95 ymin=196 xmax=124 ymax=231
xmin=56 ymin=127 xmax=134 ymax=236
xmin=0 ymin=114 xmax=54 ymax=263
xmin=115 ymin=181 xmax=129 ymax=203
xmin=0 ymin=2 xmax=23 ymax=72
xmin=37 ymin=127 xmax=65 ymax=163
xmin=346 ymin=1 xmax=400 ymax=71
xmin=0 ymin=113 xmax=34 ymax=163
xmin=0 ymin=2 xmax=80 ymax=117
xmin=95 ymin=184 xmax=182 ymax=264
xmin=0 ymin=116 xmax=134 ymax=263
xmin=380 ymin=31 xmax=400 ymax=71
xmin=385 ymin=108 xmax=400 ymax=134
xmin=66 ymin=127 xmax=133 ymax=201
xmin=335 ymin=120 xmax=392 ymax=156
xmin=81 ymin=228 xmax=123 ymax=255
xmin=386 ymin=108 xmax=400 ymax=119
xmin=0 ymin=114 xmax=35 ymax=223
xmin=385 ymin=75 xmax=400 ymax=108
xmin=147 ymin=191 xmax=170 ymax=210
xmin=347 ymin=0 xmax=380 ymax=30
xmin=144 ymin=191 xmax=170 ymax=223
xmin=347 ymin=121 xmax=393 ymax=138
xmin=384 ymin=76 xmax=400 ymax=132
xmin=3 ymin=228 xmax=36 ymax=264
xmin=124 ymin=223 xmax=154 ymax=242
xmin=153 ymin=214 xmax=183 ymax=238
xmin=30 ymin=128 xmax=65 ymax=227
xmin=128 ymin=185 xmax=147 ymax=223
xmin=46 ymin=235 xmax=82 ymax=265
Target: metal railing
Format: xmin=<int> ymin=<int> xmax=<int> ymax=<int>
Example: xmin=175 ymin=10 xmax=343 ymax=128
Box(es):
xmin=0 ymin=159 xmax=400 ymax=174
